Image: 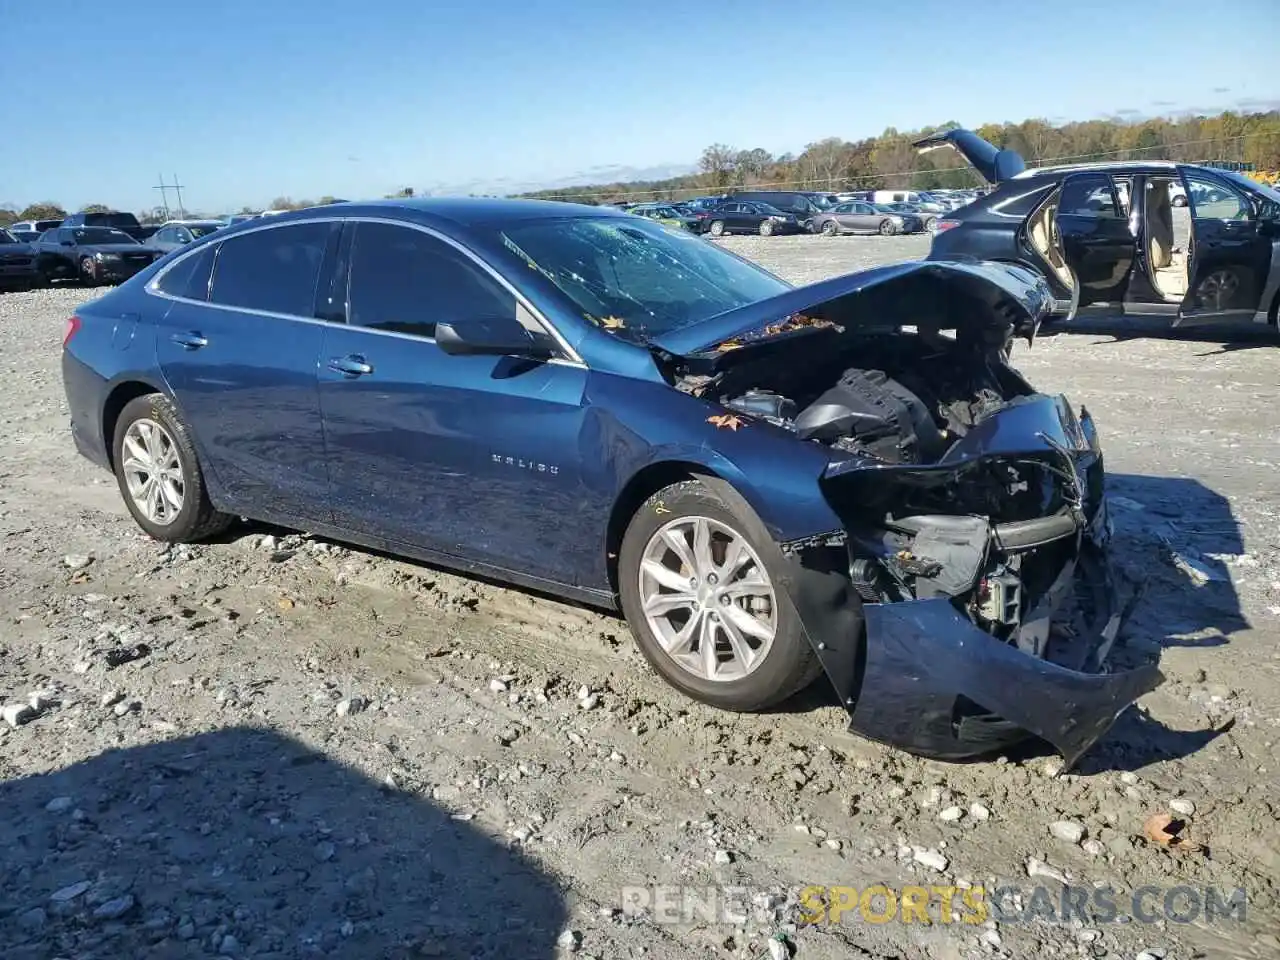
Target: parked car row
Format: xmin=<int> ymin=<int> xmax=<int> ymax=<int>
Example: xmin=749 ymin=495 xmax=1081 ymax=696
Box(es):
xmin=606 ymin=187 xmax=987 ymax=238
xmin=0 ymin=210 xmax=285 ymax=291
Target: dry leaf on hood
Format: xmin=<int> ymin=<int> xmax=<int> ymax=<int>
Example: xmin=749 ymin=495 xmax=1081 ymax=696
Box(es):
xmin=1142 ymin=812 xmax=1204 ymax=853
xmin=707 ymin=414 xmax=747 ymax=431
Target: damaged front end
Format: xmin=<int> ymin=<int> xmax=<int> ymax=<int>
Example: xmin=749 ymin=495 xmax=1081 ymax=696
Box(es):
xmin=653 ymin=261 xmax=1161 ymax=765
xmin=779 ymin=395 xmax=1161 ymax=767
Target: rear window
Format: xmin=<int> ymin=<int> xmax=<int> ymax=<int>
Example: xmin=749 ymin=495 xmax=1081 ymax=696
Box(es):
xmin=208 ymin=222 xmax=331 ymax=317
xmin=84 ymin=212 xmax=140 ymax=227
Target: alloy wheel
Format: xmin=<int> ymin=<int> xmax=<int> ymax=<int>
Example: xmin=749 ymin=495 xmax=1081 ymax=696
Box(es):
xmin=121 ymin=418 xmax=185 ymax=525
xmin=637 ymin=515 xmax=777 ymax=682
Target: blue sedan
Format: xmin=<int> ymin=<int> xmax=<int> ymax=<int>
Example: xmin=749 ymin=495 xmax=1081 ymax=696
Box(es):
xmin=59 ymin=198 xmax=1161 ymax=765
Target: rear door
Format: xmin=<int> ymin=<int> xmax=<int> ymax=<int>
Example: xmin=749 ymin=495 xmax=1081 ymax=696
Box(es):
xmin=1052 ymin=172 xmax=1136 ymax=315
xmin=850 ymin=202 xmax=879 ymax=232
xmin=317 ymin=220 xmax=592 ymax=583
xmin=1176 ymin=170 xmax=1271 ymax=326
xmin=152 ymin=221 xmax=337 ymax=522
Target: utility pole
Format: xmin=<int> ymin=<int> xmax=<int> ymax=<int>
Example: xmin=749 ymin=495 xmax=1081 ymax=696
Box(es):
xmin=153 ymin=174 xmax=170 ymax=220
xmin=171 ymin=174 xmax=186 ymax=219
xmin=152 ymin=174 xmax=187 ymax=219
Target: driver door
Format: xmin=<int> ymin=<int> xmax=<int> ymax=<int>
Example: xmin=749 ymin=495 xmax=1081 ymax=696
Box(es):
xmin=1052 ymin=172 xmax=1136 ymax=318
xmin=1174 ymin=171 xmax=1272 ymax=327
xmin=316 ymin=220 xmax=593 ymax=584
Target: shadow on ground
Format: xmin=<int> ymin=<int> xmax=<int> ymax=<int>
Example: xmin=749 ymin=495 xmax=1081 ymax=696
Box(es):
xmin=0 ymin=727 xmax=568 ymax=959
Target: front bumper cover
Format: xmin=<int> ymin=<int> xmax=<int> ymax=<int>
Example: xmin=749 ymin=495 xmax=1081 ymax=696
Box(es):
xmin=779 ymin=538 xmax=1161 ymax=767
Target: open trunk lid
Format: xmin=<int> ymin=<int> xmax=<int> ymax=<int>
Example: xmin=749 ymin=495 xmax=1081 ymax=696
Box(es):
xmin=912 ymin=128 xmax=1027 ymax=184
xmin=648 ymin=260 xmax=1052 ymax=367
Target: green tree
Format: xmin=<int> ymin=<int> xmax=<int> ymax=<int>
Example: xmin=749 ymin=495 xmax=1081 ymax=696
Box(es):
xmin=383 ymin=187 xmax=414 ymax=199
xmin=80 ymin=203 xmax=113 ymax=214
xmin=20 ymin=202 xmax=67 ymax=220
xmin=698 ymin=144 xmax=737 ymax=190
xmin=0 ymin=208 xmax=18 ymax=227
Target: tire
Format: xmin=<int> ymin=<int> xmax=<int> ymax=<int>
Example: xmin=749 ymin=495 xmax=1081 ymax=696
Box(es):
xmin=709 ymin=220 xmax=726 ymax=237
xmin=79 ymin=256 xmax=97 ymax=285
xmin=924 ymin=216 xmax=937 ymax=232
xmin=1172 ymin=196 xmax=1187 ymax=208
xmin=759 ymin=220 xmax=774 ymax=237
xmin=618 ymin=478 xmax=824 ymax=712
xmin=879 ymin=219 xmax=897 ymax=236
xmin=112 ymin=393 xmax=233 ymax=543
xmin=821 ymin=219 xmax=839 ymax=237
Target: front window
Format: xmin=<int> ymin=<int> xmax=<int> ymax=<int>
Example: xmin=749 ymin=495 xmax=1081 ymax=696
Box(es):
xmin=1183 ymin=174 xmax=1250 ymax=221
xmin=74 ymin=227 xmax=137 ymax=244
xmin=1208 ymin=170 xmax=1280 ymax=218
xmin=490 ymin=216 xmax=788 ymax=343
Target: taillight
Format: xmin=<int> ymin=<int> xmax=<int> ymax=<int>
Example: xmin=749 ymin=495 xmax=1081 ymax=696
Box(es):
xmin=63 ymin=315 xmax=81 ymax=347
xmin=932 ymin=219 xmax=961 ymax=234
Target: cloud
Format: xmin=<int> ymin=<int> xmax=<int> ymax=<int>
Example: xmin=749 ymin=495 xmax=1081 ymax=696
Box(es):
xmin=1149 ymin=100 xmax=1177 ymax=107
xmin=1234 ymin=96 xmax=1280 ymax=112
xmin=1212 ymin=86 xmax=1232 ymax=94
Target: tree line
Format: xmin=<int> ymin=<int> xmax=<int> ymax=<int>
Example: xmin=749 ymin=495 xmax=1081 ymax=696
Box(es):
xmin=518 ymin=109 xmax=1280 ymax=203
xmin=4 ymin=111 xmax=1277 ymax=222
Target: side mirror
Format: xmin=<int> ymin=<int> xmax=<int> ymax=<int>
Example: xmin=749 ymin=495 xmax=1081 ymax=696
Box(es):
xmin=435 ymin=316 xmax=554 ymax=360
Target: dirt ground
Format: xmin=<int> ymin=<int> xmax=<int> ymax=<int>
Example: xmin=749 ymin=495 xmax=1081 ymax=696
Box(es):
xmin=1 ymin=231 xmax=1278 ymax=960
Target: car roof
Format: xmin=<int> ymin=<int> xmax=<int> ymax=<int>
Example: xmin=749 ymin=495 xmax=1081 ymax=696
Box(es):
xmin=264 ymin=197 xmax=628 ymax=227
xmin=164 ymin=219 xmax=223 ymax=226
xmin=1012 ymin=160 xmax=1181 ymax=179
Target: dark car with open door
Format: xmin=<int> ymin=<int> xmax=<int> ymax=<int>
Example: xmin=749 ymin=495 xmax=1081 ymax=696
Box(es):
xmin=916 ymin=128 xmax=1280 ymax=336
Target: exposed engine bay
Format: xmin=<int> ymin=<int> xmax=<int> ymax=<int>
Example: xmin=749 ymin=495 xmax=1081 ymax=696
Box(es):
xmin=700 ymin=327 xmax=1027 ymax=466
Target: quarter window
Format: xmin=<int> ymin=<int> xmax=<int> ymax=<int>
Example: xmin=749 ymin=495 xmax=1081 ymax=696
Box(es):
xmin=346 ymin=222 xmax=515 ymax=340
xmin=1184 ymin=175 xmax=1250 ymax=221
xmin=208 ymin=222 xmax=331 ymax=317
xmin=156 ymin=244 xmax=216 ymax=300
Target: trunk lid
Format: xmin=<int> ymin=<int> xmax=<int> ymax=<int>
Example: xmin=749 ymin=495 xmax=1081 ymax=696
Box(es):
xmin=911 ymin=128 xmax=1026 ymax=184
xmin=649 ymin=259 xmax=1052 ymax=366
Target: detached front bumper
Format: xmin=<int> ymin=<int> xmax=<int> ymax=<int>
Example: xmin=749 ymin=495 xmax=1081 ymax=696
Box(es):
xmin=781 ymin=538 xmax=1160 ymax=766
xmin=779 ymin=400 xmax=1163 ymax=767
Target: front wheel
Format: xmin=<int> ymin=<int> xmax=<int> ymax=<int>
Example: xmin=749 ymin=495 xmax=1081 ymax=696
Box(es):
xmin=924 ymin=216 xmax=937 ymax=232
xmin=821 ymin=219 xmax=839 ymax=237
xmin=709 ymin=220 xmax=726 ymax=237
xmin=879 ymin=219 xmax=898 ymax=236
xmin=618 ymin=478 xmax=823 ymax=712
xmin=758 ymin=220 xmax=774 ymax=237
xmin=79 ymin=256 xmax=98 ymax=285
xmin=112 ymin=393 xmax=234 ymax=542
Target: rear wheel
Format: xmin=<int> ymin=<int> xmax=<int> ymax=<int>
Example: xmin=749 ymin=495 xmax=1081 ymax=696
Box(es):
xmin=618 ymin=478 xmax=822 ymax=712
xmin=758 ymin=220 xmax=774 ymax=237
xmin=879 ymin=219 xmax=897 ymax=236
xmin=821 ymin=219 xmax=839 ymax=237
xmin=709 ymin=220 xmax=726 ymax=237
xmin=112 ymin=393 xmax=233 ymax=543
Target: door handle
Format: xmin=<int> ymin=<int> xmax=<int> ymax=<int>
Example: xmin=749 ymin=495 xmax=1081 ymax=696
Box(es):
xmin=170 ymin=331 xmax=207 ymax=350
xmin=327 ymin=355 xmax=373 ymax=377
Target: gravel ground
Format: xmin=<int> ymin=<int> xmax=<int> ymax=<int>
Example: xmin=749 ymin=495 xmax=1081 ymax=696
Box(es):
xmin=1 ymin=230 xmax=1278 ymax=960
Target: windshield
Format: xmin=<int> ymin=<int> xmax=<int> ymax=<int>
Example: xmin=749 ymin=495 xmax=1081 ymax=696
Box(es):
xmin=492 ymin=216 xmax=789 ymax=343
xmin=0 ymin=230 xmax=16 ymax=243
xmin=188 ymin=224 xmax=220 ymax=237
xmin=75 ymin=227 xmax=137 ymax=244
xmin=875 ymin=204 xmax=903 ymax=213
xmin=755 ymin=203 xmax=787 ymax=216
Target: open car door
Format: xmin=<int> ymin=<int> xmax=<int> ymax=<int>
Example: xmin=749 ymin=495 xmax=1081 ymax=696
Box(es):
xmin=1174 ymin=170 xmax=1273 ymax=327
xmin=912 ymin=128 xmax=1026 ymax=184
xmin=1051 ymin=172 xmax=1137 ymax=320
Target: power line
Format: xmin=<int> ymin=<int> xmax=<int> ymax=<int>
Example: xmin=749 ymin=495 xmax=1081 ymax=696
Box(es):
xmin=152 ymin=174 xmax=187 ymax=219
xmin=528 ymin=133 xmax=1271 ymax=201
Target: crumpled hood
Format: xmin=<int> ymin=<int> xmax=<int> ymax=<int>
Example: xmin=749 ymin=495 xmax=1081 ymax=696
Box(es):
xmin=649 ymin=259 xmax=1053 ymax=363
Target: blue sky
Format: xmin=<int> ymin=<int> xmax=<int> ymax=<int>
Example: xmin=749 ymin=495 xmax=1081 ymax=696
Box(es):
xmin=2 ymin=0 xmax=1276 ymax=213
